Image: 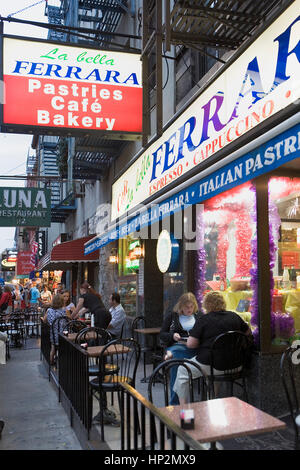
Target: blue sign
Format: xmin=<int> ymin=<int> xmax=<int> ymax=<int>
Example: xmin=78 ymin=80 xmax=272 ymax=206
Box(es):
xmin=0 ymin=278 xmax=5 ymax=286
xmin=85 ymin=122 xmax=300 ymax=255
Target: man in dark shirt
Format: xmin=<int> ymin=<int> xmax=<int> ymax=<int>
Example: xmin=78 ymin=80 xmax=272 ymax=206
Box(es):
xmin=173 ymin=291 xmax=252 ymax=404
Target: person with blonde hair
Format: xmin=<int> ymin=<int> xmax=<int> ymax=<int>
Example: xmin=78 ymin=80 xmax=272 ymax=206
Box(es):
xmin=159 ymin=292 xmax=200 ymax=405
xmin=173 ymin=291 xmax=252 ymax=404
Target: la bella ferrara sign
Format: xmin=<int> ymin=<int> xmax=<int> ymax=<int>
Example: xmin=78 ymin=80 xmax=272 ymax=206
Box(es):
xmin=0 ymin=187 xmax=51 ymax=227
xmin=2 ymin=38 xmax=142 ymax=136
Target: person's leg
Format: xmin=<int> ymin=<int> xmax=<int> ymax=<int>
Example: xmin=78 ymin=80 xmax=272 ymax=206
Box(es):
xmin=173 ymin=357 xmax=210 ymax=405
xmin=166 ymin=345 xmax=199 ymax=405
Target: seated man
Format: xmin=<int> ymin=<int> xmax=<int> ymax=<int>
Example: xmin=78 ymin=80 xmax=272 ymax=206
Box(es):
xmin=173 ymin=291 xmax=253 ymax=405
xmin=107 ymin=293 xmax=126 ymax=339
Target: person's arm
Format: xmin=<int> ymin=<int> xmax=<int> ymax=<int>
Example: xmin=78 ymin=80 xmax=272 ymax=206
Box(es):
xmin=159 ymin=312 xmax=176 ymax=346
xmin=107 ymin=307 xmax=124 ymax=329
xmin=71 ymin=298 xmax=85 ymax=319
xmin=187 ymin=336 xmax=200 ymax=349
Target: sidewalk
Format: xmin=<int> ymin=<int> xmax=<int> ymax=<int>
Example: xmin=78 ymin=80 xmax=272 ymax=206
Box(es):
xmin=0 ymin=339 xmax=296 ymax=451
xmin=0 ymin=339 xmax=82 ymax=450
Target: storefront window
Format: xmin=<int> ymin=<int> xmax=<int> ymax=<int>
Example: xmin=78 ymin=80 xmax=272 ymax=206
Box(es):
xmin=117 ymin=236 xmax=143 ymax=317
xmin=269 ymin=177 xmax=300 ymax=345
xmin=195 ymin=182 xmax=257 ymax=336
xmin=118 ymin=237 xmax=142 ymax=276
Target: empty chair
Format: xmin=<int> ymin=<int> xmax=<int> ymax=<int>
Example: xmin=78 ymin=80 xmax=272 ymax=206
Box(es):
xmin=131 ymin=316 xmax=159 ymax=382
xmin=64 ymin=319 xmax=86 ymax=334
xmin=280 ymin=344 xmax=300 ymax=450
xmin=24 ymin=309 xmax=41 ymax=337
xmin=7 ymin=313 xmax=26 ymax=348
xmin=75 ymin=326 xmax=112 ymax=375
xmin=89 ymin=338 xmax=140 ymax=441
xmin=208 ymin=331 xmax=252 ymax=400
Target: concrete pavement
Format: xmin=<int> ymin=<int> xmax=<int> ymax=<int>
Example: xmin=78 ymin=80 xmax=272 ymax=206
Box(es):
xmin=0 ymin=340 xmax=82 ymax=450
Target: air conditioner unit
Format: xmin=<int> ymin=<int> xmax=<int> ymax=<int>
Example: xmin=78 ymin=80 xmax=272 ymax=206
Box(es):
xmin=74 ymin=182 xmax=85 ymax=198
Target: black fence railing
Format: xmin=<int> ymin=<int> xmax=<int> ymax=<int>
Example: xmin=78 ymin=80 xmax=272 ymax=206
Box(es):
xmin=40 ymin=321 xmax=51 ymax=380
xmin=119 ymin=382 xmax=206 ymax=450
xmin=58 ymin=334 xmax=92 ymax=438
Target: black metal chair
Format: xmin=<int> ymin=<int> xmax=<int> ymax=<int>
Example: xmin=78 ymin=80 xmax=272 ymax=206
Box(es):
xmin=131 ymin=315 xmax=159 ymax=382
xmin=24 ymin=308 xmax=41 ymax=337
xmin=6 ymin=313 xmax=26 ymax=348
xmin=148 ymin=358 xmax=208 ymax=406
xmin=208 ymin=331 xmax=252 ymax=401
xmin=64 ymin=319 xmax=87 ymax=334
xmin=75 ymin=326 xmax=113 ymax=376
xmin=89 ymin=337 xmax=140 ymax=441
xmin=280 ymin=344 xmax=300 ymax=450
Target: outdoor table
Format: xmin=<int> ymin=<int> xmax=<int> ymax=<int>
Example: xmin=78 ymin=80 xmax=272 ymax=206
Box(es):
xmin=87 ymin=344 xmax=130 ymax=358
xmin=66 ymin=331 xmax=96 ymax=342
xmin=134 ymin=327 xmax=162 ymax=383
xmin=159 ymin=397 xmax=286 ymax=447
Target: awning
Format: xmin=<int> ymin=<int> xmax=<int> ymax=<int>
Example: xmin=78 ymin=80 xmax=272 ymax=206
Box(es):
xmin=38 ymin=235 xmax=99 ymax=271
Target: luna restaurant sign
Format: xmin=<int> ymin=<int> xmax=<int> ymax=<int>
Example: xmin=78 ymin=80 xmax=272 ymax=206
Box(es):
xmin=0 ymin=187 xmax=51 ymax=227
xmin=111 ymin=1 xmax=300 ymax=220
xmin=2 ymin=38 xmax=142 ymax=135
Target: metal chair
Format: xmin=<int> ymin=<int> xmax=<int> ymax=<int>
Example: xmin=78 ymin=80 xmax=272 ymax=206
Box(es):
xmin=89 ymin=337 xmax=140 ymax=441
xmin=24 ymin=309 xmax=41 ymax=337
xmin=64 ymin=319 xmax=87 ymax=334
xmin=6 ymin=313 xmax=26 ymax=348
xmin=280 ymin=344 xmax=300 ymax=450
xmin=148 ymin=358 xmax=208 ymax=406
xmin=75 ymin=326 xmax=113 ymax=376
xmin=131 ymin=315 xmax=158 ymax=381
xmin=208 ymin=331 xmax=252 ymax=401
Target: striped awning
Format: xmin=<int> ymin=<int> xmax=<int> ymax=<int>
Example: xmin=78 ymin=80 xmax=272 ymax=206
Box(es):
xmin=38 ymin=235 xmax=99 ymax=271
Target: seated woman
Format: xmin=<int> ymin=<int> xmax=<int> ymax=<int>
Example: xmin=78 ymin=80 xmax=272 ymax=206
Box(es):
xmin=61 ymin=290 xmax=75 ymax=319
xmin=173 ymin=291 xmax=252 ymax=405
xmin=159 ymin=292 xmax=200 ymax=405
xmin=46 ymin=294 xmax=67 ymax=365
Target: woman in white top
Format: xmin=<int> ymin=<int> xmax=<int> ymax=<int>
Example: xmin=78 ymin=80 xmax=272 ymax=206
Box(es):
xmin=61 ymin=290 xmax=75 ymax=319
xmin=159 ymin=292 xmax=200 ymax=405
xmin=40 ymin=285 xmax=52 ymax=307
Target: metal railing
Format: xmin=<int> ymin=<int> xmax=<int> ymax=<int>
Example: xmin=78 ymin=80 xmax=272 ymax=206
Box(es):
xmin=119 ymin=382 xmax=206 ymax=450
xmin=58 ymin=334 xmax=92 ymax=438
xmin=40 ymin=321 xmax=51 ymax=380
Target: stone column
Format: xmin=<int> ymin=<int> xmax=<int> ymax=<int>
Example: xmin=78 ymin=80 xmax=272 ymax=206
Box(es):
xmin=99 ymin=244 xmax=116 ymax=307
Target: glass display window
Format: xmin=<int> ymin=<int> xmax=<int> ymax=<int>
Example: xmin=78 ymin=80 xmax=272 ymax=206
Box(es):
xmin=269 ymin=176 xmax=300 ymax=345
xmin=195 ymin=182 xmax=257 ymax=333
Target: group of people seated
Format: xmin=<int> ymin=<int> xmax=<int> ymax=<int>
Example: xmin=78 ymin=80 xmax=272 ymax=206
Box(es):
xmin=42 ymin=281 xmax=126 ymax=365
xmin=160 ymin=291 xmax=252 ymax=405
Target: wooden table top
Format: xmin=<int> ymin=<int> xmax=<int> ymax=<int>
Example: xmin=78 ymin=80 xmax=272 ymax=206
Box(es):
xmin=87 ymin=344 xmax=130 ymax=358
xmin=159 ymin=397 xmax=286 ymax=443
xmin=134 ymin=327 xmax=161 ymax=335
xmin=66 ymin=331 xmax=96 ymax=342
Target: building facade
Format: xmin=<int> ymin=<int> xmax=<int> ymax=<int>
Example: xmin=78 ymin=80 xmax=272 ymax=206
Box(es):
xmin=15 ymin=0 xmax=300 ymax=413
